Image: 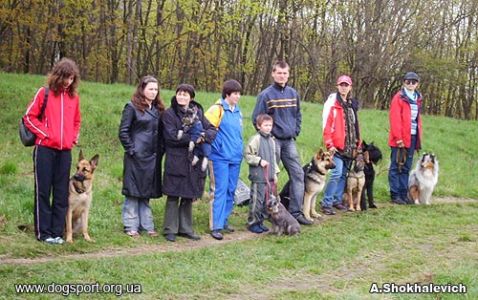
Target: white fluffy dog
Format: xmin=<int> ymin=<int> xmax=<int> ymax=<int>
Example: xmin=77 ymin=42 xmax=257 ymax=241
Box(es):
xmin=408 ymin=153 xmax=439 ymax=205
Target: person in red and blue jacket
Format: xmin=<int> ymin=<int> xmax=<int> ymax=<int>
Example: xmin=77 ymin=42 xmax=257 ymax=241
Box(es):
xmin=388 ymin=72 xmax=422 ymax=205
xmin=23 ymin=58 xmax=81 ymax=244
xmin=321 ymin=75 xmax=361 ymax=215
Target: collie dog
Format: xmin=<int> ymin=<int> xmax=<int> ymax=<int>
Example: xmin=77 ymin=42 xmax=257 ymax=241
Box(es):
xmin=408 ymin=153 xmax=439 ymax=205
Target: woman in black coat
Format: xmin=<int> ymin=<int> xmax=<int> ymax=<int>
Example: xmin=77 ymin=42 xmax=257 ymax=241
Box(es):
xmin=119 ymin=75 xmax=165 ymax=238
xmin=162 ymin=84 xmax=216 ymax=242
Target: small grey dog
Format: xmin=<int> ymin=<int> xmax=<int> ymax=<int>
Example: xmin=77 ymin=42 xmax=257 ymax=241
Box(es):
xmin=267 ymin=194 xmax=300 ymax=236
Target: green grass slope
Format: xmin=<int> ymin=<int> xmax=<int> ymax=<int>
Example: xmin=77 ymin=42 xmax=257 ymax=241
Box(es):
xmin=0 ymin=72 xmax=477 ymax=299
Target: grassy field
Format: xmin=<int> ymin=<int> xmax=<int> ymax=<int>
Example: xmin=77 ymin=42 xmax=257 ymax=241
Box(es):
xmin=0 ymin=72 xmax=477 ymax=299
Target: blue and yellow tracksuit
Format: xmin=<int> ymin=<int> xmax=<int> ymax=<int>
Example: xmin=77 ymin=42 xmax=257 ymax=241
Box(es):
xmin=205 ymin=99 xmax=243 ymax=230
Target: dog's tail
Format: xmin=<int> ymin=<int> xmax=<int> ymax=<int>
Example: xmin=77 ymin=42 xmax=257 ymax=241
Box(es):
xmin=18 ymin=224 xmax=35 ymax=232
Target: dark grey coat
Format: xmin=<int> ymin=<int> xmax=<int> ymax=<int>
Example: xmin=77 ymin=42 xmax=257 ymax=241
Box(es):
xmin=162 ymin=97 xmax=216 ymax=198
xmin=119 ymin=102 xmax=163 ymax=198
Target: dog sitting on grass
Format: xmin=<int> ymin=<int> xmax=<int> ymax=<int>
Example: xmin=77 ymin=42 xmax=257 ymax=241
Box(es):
xmin=360 ymin=141 xmax=383 ymax=210
xmin=65 ymin=150 xmax=99 ymax=243
xmin=266 ymin=194 xmax=300 ymax=236
xmin=408 ymin=153 xmax=439 ymax=205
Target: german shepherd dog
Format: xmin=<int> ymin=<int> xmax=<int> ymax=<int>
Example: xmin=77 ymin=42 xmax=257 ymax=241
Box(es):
xmin=65 ymin=150 xmax=99 ymax=243
xmin=408 ymin=153 xmax=439 ymax=205
xmin=266 ymin=194 xmax=300 ymax=236
xmin=360 ymin=141 xmax=383 ymax=210
xmin=279 ymin=149 xmax=335 ymax=221
xmin=344 ymin=148 xmax=366 ymax=211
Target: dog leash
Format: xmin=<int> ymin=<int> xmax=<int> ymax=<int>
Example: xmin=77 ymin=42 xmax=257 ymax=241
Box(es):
xmin=262 ymin=164 xmax=276 ymax=206
xmin=396 ymin=147 xmax=407 ymax=172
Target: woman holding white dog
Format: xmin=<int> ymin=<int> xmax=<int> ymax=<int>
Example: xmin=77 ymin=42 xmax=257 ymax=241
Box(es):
xmin=388 ymin=72 xmax=423 ymax=205
xmin=119 ymin=75 xmax=165 ymax=238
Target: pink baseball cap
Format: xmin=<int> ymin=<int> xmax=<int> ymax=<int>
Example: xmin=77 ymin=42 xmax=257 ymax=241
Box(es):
xmin=337 ymin=75 xmax=352 ymax=85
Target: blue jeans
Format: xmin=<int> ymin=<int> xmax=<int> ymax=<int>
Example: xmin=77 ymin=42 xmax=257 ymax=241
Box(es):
xmin=321 ymin=154 xmax=349 ymax=208
xmin=122 ymin=196 xmax=154 ymax=232
xmin=275 ymin=138 xmax=304 ymax=218
xmin=388 ymin=135 xmax=417 ymax=200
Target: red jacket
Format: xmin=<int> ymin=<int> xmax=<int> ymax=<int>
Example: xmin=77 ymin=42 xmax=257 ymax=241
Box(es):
xmin=23 ymin=87 xmax=81 ymax=150
xmin=322 ymin=93 xmax=361 ymax=151
xmin=388 ymin=89 xmax=422 ymax=149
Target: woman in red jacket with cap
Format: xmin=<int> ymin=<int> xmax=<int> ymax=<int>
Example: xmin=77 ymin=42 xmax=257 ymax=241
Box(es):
xmin=321 ymin=75 xmax=361 ymax=215
xmin=388 ymin=72 xmax=422 ymax=205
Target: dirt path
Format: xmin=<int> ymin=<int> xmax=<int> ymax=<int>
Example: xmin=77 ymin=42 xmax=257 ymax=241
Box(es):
xmin=1 ymin=197 xmax=475 ymax=266
xmin=225 ymin=231 xmax=478 ymax=300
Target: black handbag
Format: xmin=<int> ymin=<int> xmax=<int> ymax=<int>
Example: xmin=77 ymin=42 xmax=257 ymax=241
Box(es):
xmin=19 ymin=88 xmax=49 ymax=146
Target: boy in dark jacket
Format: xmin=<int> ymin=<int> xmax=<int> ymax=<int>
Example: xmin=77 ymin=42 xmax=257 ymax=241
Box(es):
xmin=244 ymin=114 xmax=280 ymax=233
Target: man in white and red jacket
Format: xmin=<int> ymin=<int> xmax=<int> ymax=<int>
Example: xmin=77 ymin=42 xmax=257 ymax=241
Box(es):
xmin=388 ymin=72 xmax=422 ymax=205
xmin=321 ymin=75 xmax=361 ymax=215
xmin=23 ymin=58 xmax=81 ymax=244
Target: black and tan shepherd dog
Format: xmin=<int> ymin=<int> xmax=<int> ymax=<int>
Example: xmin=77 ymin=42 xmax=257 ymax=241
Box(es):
xmin=360 ymin=141 xmax=382 ymax=210
xmin=65 ymin=150 xmax=99 ymax=243
xmin=280 ymin=148 xmax=335 ymax=221
xmin=344 ymin=148 xmax=366 ymax=211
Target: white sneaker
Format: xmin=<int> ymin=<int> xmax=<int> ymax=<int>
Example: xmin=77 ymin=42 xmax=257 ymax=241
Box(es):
xmin=44 ymin=237 xmax=57 ymax=244
xmin=54 ymin=237 xmax=65 ymax=244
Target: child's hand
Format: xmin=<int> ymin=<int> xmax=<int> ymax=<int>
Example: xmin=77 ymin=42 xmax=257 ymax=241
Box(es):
xmin=260 ymin=160 xmax=269 ymax=167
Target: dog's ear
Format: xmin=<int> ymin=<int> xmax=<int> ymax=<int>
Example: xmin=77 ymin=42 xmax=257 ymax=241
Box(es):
xmin=79 ymin=149 xmax=84 ymax=161
xmin=317 ymin=148 xmax=324 ymax=159
xmin=90 ymin=154 xmax=99 ymax=169
xmin=364 ymin=151 xmax=370 ymax=164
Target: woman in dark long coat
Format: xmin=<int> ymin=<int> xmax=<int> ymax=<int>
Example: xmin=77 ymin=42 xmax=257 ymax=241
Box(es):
xmin=162 ymin=84 xmax=216 ymax=242
xmin=119 ymin=75 xmax=165 ymax=238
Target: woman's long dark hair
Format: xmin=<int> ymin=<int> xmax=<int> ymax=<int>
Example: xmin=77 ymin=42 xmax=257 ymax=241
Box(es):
xmin=47 ymin=58 xmax=80 ymax=97
xmin=132 ymin=75 xmax=165 ymax=113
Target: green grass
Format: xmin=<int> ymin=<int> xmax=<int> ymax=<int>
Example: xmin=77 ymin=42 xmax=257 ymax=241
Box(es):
xmin=0 ymin=72 xmax=477 ymax=299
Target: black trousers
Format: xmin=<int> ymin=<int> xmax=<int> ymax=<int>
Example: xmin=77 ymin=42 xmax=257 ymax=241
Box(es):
xmin=163 ymin=196 xmax=193 ymax=235
xmin=33 ymin=146 xmax=72 ymax=240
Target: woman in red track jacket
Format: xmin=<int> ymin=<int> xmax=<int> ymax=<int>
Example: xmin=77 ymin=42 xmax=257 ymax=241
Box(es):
xmin=23 ymin=58 xmax=81 ymax=244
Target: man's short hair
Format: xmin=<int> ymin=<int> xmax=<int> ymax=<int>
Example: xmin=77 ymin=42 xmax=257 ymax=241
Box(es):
xmin=272 ymin=60 xmax=290 ymax=72
xmin=256 ymin=114 xmax=273 ymax=127
xmin=222 ymin=79 xmax=242 ymax=98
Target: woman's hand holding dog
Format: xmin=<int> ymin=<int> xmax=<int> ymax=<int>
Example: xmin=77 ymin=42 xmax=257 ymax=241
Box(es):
xmin=260 ymin=159 xmax=269 ymax=167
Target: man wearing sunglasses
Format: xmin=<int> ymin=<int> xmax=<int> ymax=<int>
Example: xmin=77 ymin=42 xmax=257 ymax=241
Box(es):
xmin=388 ymin=72 xmax=423 ymax=205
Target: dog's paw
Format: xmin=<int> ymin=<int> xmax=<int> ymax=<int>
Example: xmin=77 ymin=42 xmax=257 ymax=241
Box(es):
xmin=191 ymin=156 xmax=199 ymax=166
xmin=311 ymin=212 xmax=322 ymax=219
xmin=201 ymin=158 xmax=208 ymax=171
xmin=188 ymin=141 xmax=195 ymax=152
xmin=83 ymin=234 xmax=94 ymax=242
xmin=177 ymin=130 xmax=184 ymax=140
